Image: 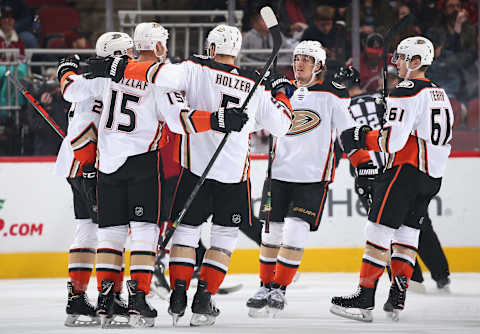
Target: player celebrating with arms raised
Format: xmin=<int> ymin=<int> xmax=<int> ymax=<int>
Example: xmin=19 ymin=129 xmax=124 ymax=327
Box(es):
xmin=331 ymin=36 xmax=453 ymax=322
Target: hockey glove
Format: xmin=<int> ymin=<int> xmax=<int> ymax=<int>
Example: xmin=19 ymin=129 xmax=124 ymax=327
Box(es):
xmin=340 ymin=125 xmax=372 ymax=153
xmin=333 ymin=66 xmax=360 ymax=87
xmin=265 ymin=71 xmax=295 ymax=98
xmin=57 ymin=54 xmax=80 ymax=82
xmin=210 ymin=107 xmax=249 ymax=133
xmin=81 ymin=164 xmax=98 ymax=217
xmin=355 ymin=160 xmax=378 ymax=212
xmin=85 ymin=56 xmax=128 ymax=82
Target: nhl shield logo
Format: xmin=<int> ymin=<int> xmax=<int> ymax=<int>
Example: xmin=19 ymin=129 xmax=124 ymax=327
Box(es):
xmin=134 ymin=206 xmax=144 ymax=217
xmin=231 ymin=213 xmax=242 ymax=224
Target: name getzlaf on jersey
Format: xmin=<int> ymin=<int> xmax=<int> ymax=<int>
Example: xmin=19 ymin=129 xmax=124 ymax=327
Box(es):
xmin=272 ymin=81 xmax=352 ymax=183
xmin=377 ymin=79 xmax=453 ymax=178
xmin=125 ymin=55 xmax=292 ymax=183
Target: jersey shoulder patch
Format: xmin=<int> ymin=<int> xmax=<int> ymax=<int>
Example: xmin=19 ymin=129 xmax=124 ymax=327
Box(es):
xmin=390 ymin=79 xmax=433 ymax=98
xmin=331 ymin=81 xmax=346 ymax=90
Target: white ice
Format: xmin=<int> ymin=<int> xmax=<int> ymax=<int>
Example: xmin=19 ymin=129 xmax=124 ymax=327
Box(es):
xmin=1 ymin=273 xmax=479 ymax=334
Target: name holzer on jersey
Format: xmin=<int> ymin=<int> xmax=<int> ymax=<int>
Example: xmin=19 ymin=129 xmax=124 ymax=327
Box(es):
xmin=119 ymin=78 xmax=149 ymax=91
xmin=215 ymin=73 xmax=251 ymax=93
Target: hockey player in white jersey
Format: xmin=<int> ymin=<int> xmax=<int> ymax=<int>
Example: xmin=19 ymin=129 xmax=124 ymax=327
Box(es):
xmin=331 ymin=36 xmax=453 ymax=322
xmin=57 ymin=23 xmax=248 ymax=328
xmin=55 ymin=31 xmax=133 ymax=327
xmin=84 ymin=24 xmax=294 ymax=327
xmin=245 ymin=41 xmax=375 ymax=318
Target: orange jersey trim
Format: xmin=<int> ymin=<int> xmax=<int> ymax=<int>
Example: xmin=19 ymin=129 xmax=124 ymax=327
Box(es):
xmin=392 ymin=135 xmax=419 ymax=168
xmin=189 ymin=110 xmax=212 ymax=133
xmin=349 ymin=149 xmax=371 ymax=168
xmin=124 ymin=61 xmax=153 ymax=82
xmin=365 ymin=130 xmax=381 ymax=152
xmin=60 ymin=71 xmax=76 ymax=95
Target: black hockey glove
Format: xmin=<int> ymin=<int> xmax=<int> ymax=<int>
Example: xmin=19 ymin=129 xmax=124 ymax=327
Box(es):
xmin=340 ymin=125 xmax=372 ymax=153
xmin=85 ymin=56 xmax=128 ymax=82
xmin=210 ymin=107 xmax=249 ymax=133
xmin=333 ymin=66 xmax=360 ymax=87
xmin=81 ymin=164 xmax=98 ymax=217
xmin=265 ymin=71 xmax=295 ymax=98
xmin=355 ymin=160 xmax=378 ymax=212
xmin=57 ymin=54 xmax=80 ymax=82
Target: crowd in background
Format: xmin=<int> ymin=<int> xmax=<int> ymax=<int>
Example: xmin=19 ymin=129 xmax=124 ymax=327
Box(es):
xmin=0 ymin=0 xmax=479 ymax=156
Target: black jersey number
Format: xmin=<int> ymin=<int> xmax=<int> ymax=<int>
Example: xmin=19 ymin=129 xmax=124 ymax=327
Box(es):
xmin=105 ymin=90 xmax=139 ymax=133
xmin=388 ymin=107 xmax=405 ymax=122
xmin=431 ymin=108 xmax=452 ymax=145
xmin=220 ymin=93 xmax=240 ymax=109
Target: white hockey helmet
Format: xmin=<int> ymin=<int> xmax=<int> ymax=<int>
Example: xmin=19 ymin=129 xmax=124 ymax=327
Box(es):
xmin=95 ymin=32 xmax=133 ymax=57
xmin=293 ymin=40 xmax=327 ymax=68
xmin=134 ymin=22 xmax=169 ymax=51
xmin=207 ymin=24 xmax=242 ymax=57
xmin=393 ymin=36 xmax=434 ymax=66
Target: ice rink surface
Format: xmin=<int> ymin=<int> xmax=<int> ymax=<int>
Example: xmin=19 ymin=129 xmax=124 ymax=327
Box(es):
xmin=0 ymin=273 xmax=479 ymax=334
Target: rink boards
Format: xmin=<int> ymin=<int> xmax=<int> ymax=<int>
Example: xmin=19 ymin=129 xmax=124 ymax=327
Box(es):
xmin=0 ymin=155 xmax=479 ymax=278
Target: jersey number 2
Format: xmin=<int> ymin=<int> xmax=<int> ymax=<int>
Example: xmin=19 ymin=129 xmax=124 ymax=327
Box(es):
xmin=105 ymin=90 xmax=139 ymax=132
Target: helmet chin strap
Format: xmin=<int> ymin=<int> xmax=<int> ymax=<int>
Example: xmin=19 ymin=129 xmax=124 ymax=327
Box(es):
xmin=403 ymin=59 xmax=421 ymax=80
xmin=294 ymin=63 xmax=321 ymax=87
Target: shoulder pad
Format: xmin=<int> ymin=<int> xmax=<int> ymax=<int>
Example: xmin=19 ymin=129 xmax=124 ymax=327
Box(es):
xmin=395 ymin=80 xmax=414 ymax=89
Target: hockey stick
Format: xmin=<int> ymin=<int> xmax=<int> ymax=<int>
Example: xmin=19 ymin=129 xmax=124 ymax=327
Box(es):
xmin=160 ymin=6 xmax=282 ymax=249
xmin=263 ymin=56 xmax=278 ymax=234
xmin=5 ymin=70 xmax=66 ymax=138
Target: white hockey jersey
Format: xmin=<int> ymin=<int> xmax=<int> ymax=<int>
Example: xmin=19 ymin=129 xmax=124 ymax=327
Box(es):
xmin=366 ymin=79 xmax=453 ymax=178
xmin=55 ymin=97 xmax=101 ymax=178
xmin=272 ymin=81 xmax=353 ymax=183
xmin=61 ymin=65 xmax=211 ymax=174
xmin=122 ymin=55 xmax=293 ymax=183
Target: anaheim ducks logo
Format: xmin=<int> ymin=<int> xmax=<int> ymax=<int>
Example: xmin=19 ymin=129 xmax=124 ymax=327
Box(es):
xmin=287 ymin=109 xmax=321 ymax=136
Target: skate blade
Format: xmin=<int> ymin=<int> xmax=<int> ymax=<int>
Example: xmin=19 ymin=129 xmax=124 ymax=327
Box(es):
xmin=171 ymin=313 xmax=183 ymax=327
xmin=64 ymin=314 xmax=100 ymax=327
xmin=269 ymin=307 xmax=284 ymax=319
xmin=329 ymin=305 xmax=373 ymax=323
xmin=129 ymin=314 xmax=155 ymax=328
xmin=190 ymin=313 xmax=216 ymax=327
xmin=248 ymin=306 xmax=270 ymax=318
xmin=385 ymin=309 xmax=400 ymax=322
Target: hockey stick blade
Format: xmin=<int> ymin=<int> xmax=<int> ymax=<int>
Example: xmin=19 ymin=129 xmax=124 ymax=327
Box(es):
xmin=5 ymin=70 xmax=66 ymax=138
xmin=217 ymin=283 xmax=243 ymax=295
xmin=160 ymin=7 xmax=282 ymax=249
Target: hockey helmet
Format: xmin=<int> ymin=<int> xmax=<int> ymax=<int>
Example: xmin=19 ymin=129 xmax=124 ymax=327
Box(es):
xmin=134 ymin=22 xmax=169 ymax=51
xmin=95 ymin=32 xmax=133 ymax=57
xmin=293 ymin=40 xmax=326 ymax=68
xmin=392 ymin=36 xmax=434 ymax=66
xmin=207 ymin=24 xmax=242 ymax=57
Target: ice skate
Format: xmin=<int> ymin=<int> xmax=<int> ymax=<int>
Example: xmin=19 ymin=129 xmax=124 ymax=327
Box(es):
xmin=151 ymin=253 xmax=171 ymax=300
xmin=330 ymin=285 xmax=375 ymax=322
xmin=436 ymin=277 xmax=451 ymax=293
xmin=190 ymin=280 xmax=220 ymax=327
xmin=267 ymin=285 xmax=287 ymax=318
xmin=127 ymin=280 xmax=157 ymax=328
xmin=96 ymin=280 xmax=116 ymax=328
xmin=384 ymin=276 xmax=408 ymax=321
xmin=168 ymin=279 xmax=187 ymax=326
xmin=64 ymin=282 xmax=100 ymax=327
xmin=246 ymin=283 xmax=271 ymax=318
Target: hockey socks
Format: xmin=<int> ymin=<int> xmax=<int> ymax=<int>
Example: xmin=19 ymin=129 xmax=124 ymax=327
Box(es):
xmin=360 ymin=255 xmax=387 ymax=289
xmin=169 ymin=246 xmax=196 ymax=290
xmin=273 ymin=248 xmax=303 ymax=287
xmin=96 ymin=248 xmax=123 ymax=292
xmin=259 ymin=243 xmax=279 ymax=285
xmin=68 ymin=248 xmax=95 ymax=293
xmin=390 ymin=252 xmax=416 ymax=287
xmin=199 ymin=249 xmax=231 ymax=295
xmin=130 ymin=251 xmax=156 ymax=294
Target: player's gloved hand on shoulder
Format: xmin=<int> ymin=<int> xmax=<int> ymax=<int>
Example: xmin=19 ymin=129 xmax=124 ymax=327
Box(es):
xmin=265 ymin=71 xmax=295 ymax=98
xmin=85 ymin=56 xmax=128 ymax=82
xmin=333 ymin=66 xmax=360 ymax=86
xmin=81 ymin=164 xmax=98 ymax=215
xmin=340 ymin=125 xmax=372 ymax=153
xmin=57 ymin=54 xmax=80 ymax=82
xmin=355 ymin=160 xmax=378 ymax=212
xmin=210 ymin=107 xmax=249 ymax=133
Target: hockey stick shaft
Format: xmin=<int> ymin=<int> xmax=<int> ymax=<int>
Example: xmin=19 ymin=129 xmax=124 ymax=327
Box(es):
xmin=160 ymin=7 xmax=282 ymax=249
xmin=5 ymin=71 xmax=66 ymax=138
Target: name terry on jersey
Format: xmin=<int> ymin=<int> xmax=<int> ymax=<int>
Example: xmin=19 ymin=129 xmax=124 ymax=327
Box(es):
xmin=119 ymin=78 xmax=149 ymax=91
xmin=215 ymin=73 xmax=251 ymax=93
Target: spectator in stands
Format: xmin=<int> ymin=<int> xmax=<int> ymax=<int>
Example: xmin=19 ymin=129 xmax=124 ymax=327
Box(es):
xmin=277 ymin=0 xmax=315 ymax=41
xmin=64 ymin=28 xmax=89 ymax=49
xmin=301 ymin=5 xmax=347 ymax=62
xmin=0 ymin=0 xmax=38 ymax=48
xmin=427 ymin=0 xmax=476 ymax=71
xmin=0 ymin=5 xmax=25 ymax=58
xmin=242 ymin=11 xmax=293 ymax=66
xmin=426 ymin=29 xmax=461 ymax=99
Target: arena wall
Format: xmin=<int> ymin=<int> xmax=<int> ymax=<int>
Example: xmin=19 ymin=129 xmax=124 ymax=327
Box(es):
xmin=0 ymin=155 xmax=478 ymax=278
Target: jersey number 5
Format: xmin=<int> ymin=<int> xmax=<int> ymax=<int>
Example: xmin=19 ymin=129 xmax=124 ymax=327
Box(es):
xmin=431 ymin=108 xmax=452 ymax=145
xmin=105 ymin=90 xmax=139 ymax=133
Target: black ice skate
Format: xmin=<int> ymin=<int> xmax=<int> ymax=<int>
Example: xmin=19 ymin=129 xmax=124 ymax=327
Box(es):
xmin=383 ymin=276 xmax=408 ymax=321
xmin=64 ymin=282 xmax=99 ymax=327
xmin=151 ymin=251 xmax=171 ymax=300
xmin=267 ymin=285 xmax=287 ymax=317
xmin=127 ymin=280 xmax=157 ymax=328
xmin=190 ymin=280 xmax=220 ymax=327
xmin=96 ymin=280 xmax=117 ymax=328
xmin=246 ymin=283 xmax=271 ymax=318
xmin=168 ymin=279 xmax=188 ymax=326
xmin=330 ymin=285 xmax=375 ymax=322
xmin=436 ymin=277 xmax=451 ymax=293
